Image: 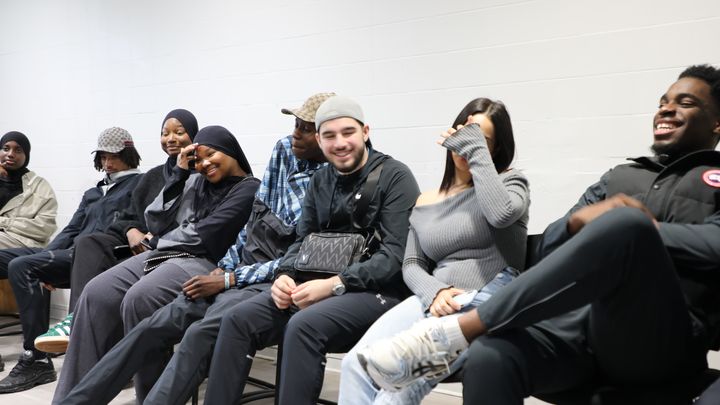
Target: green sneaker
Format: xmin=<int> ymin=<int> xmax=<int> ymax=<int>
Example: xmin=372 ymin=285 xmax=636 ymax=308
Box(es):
xmin=34 ymin=313 xmax=72 ymax=353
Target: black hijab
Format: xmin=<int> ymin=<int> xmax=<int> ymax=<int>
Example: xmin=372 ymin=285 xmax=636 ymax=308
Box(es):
xmin=162 ymin=109 xmax=199 ymax=180
xmin=192 ymin=125 xmax=252 ymax=219
xmin=0 ymin=131 xmax=31 ymax=208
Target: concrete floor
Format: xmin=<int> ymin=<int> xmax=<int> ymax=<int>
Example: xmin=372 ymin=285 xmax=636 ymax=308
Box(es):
xmin=4 ymin=315 xmax=716 ymax=404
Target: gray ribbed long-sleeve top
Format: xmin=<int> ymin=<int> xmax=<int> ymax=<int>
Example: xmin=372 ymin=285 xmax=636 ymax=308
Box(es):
xmin=402 ymin=123 xmax=530 ymax=308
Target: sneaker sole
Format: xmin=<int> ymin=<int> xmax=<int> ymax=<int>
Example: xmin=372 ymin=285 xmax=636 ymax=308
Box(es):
xmin=0 ymin=370 xmax=56 ymax=393
xmin=34 ymin=336 xmax=69 ymax=354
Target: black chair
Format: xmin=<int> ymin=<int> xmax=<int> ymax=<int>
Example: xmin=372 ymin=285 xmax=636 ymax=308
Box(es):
xmin=0 ymin=279 xmax=21 ymax=336
xmin=238 ymin=342 xmax=339 ymax=405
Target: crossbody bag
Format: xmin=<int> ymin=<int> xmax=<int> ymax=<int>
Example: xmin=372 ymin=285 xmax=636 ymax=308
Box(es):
xmin=293 ymin=163 xmax=384 ymax=278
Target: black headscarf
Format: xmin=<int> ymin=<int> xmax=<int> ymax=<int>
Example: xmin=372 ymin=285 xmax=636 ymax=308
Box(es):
xmin=162 ymin=109 xmax=199 ymax=180
xmin=0 ymin=131 xmax=31 ymax=208
xmin=192 ymin=125 xmax=252 ymax=219
xmin=194 ymin=125 xmax=252 ymax=175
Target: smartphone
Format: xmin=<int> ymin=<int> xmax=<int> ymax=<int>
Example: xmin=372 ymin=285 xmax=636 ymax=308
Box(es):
xmin=140 ymin=239 xmax=152 ymax=250
xmin=453 ymin=290 xmax=478 ymax=308
xmin=112 ymin=245 xmax=132 ymax=259
xmin=187 ymin=150 xmax=195 ymax=170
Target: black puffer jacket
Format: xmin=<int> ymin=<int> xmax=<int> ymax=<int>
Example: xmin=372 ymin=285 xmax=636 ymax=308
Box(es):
xmin=540 ymin=150 xmax=720 ymax=349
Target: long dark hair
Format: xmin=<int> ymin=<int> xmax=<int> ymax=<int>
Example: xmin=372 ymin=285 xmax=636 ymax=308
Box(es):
xmin=439 ymin=98 xmax=515 ymax=193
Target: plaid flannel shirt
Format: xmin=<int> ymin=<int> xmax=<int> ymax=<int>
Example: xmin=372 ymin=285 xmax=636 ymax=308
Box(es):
xmin=218 ymin=135 xmax=325 ymax=287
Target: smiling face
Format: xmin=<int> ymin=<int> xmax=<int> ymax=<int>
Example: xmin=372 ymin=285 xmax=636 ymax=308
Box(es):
xmin=652 ymin=77 xmax=720 ymax=157
xmin=195 ymin=145 xmax=244 ymax=183
xmin=315 ymin=117 xmax=369 ymax=174
xmin=0 ymin=141 xmax=27 ymax=170
xmin=161 ymin=118 xmax=194 ymax=157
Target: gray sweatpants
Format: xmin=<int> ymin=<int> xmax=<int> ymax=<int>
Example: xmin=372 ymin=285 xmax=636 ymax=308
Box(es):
xmin=59 ymin=283 xmax=271 ymax=405
xmin=52 ymin=250 xmax=214 ymax=404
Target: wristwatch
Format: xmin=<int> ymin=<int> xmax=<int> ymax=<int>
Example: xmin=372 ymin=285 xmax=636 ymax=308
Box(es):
xmin=331 ymin=281 xmax=346 ymax=296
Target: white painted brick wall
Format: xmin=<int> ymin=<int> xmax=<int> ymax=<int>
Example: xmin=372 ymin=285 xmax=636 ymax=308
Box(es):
xmin=1 ymin=0 xmax=719 ymax=321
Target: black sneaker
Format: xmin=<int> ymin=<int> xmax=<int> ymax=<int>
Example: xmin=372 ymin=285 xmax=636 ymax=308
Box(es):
xmin=0 ymin=351 xmax=56 ymax=393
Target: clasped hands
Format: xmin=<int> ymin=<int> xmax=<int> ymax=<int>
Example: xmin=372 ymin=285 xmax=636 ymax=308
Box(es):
xmin=271 ymin=274 xmax=340 ymax=310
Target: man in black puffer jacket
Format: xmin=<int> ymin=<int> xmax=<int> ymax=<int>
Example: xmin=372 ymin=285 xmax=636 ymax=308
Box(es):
xmin=361 ymin=64 xmax=720 ymax=405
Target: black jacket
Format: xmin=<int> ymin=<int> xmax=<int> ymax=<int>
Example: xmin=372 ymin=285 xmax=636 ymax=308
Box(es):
xmin=105 ymin=164 xmax=165 ymax=240
xmin=46 ymin=172 xmax=142 ymax=251
xmin=540 ymin=150 xmax=720 ymax=349
xmin=145 ymin=168 xmax=260 ymax=263
xmin=277 ymin=148 xmax=420 ymax=297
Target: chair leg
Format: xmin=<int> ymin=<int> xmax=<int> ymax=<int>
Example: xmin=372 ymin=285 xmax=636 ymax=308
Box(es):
xmin=0 ymin=279 xmax=22 ymax=337
xmin=237 ymin=342 xmax=338 ymax=405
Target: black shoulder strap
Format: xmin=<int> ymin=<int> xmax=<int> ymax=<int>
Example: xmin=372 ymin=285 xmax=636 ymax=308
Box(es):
xmin=352 ymin=162 xmax=384 ymax=229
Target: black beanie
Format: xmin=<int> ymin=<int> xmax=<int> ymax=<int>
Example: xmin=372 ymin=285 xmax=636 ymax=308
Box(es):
xmin=1 ymin=131 xmax=31 ymax=168
xmin=162 ymin=109 xmax=199 ymax=140
xmin=194 ymin=126 xmax=252 ymax=175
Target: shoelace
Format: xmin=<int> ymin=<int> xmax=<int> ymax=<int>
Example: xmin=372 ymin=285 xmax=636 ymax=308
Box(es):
xmin=8 ymin=359 xmax=33 ymax=377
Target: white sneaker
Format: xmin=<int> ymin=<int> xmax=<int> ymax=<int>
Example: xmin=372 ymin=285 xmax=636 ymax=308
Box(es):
xmin=357 ymin=317 xmax=463 ymax=392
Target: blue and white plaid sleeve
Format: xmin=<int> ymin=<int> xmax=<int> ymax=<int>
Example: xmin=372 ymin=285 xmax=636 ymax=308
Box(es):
xmin=218 ymin=229 xmax=247 ymax=272
xmin=233 ymin=258 xmax=281 ymax=287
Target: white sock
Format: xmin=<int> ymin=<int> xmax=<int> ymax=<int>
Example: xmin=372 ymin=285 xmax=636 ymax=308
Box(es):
xmin=440 ymin=315 xmax=469 ymax=353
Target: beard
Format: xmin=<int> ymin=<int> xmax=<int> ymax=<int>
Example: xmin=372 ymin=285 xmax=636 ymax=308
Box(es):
xmin=650 ymin=142 xmax=683 ymax=158
xmin=333 ymin=146 xmax=367 ymax=174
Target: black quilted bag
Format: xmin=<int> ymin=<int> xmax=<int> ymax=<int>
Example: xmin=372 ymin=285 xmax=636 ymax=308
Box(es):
xmin=294 ymin=232 xmax=368 ymax=276
xmin=293 ymin=163 xmax=383 ymax=278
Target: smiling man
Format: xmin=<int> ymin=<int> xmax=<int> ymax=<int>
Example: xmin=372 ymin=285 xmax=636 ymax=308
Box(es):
xmin=191 ymin=96 xmax=419 ymax=405
xmin=360 ymin=65 xmax=720 ymax=404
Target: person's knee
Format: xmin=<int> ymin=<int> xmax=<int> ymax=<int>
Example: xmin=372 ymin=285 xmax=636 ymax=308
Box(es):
xmin=7 ymin=254 xmax=42 ymax=288
xmin=120 ymin=286 xmax=154 ymax=324
xmin=7 ymin=256 xmax=29 ymax=283
xmin=220 ymin=306 xmax=253 ymax=335
xmin=601 ymin=206 xmax=657 ymax=239
xmin=464 ymin=336 xmax=525 ymax=390
xmin=73 ymin=234 xmax=98 ymax=251
xmin=285 ymin=311 xmax=316 ymax=342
